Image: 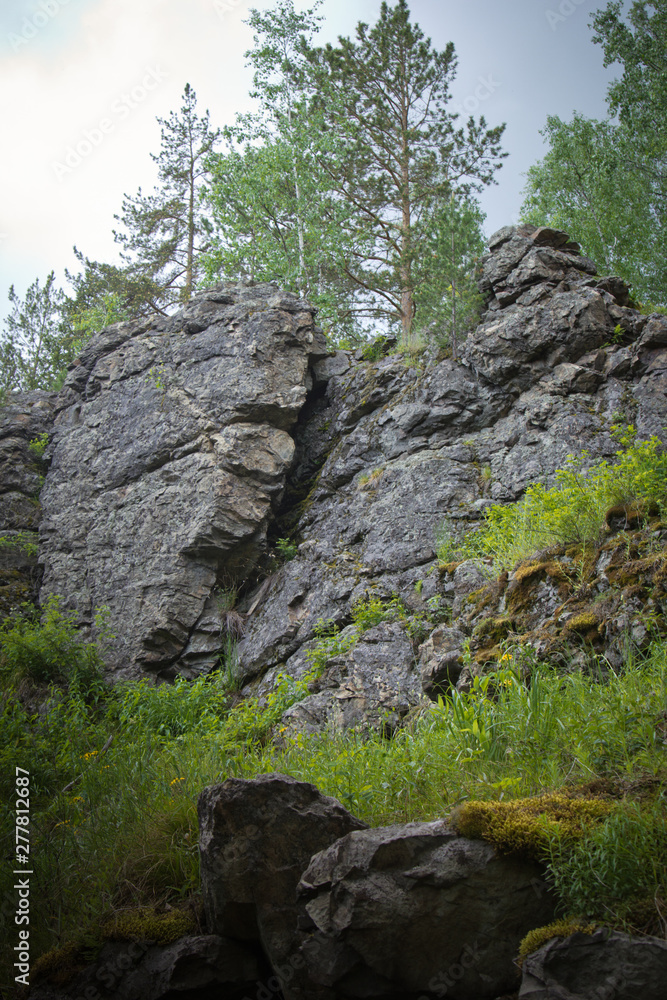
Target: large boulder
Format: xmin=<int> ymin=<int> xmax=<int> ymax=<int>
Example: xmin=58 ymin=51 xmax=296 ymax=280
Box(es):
xmin=519 ymin=928 xmax=667 ymax=1000
xmin=37 ymin=283 xmax=327 ymax=680
xmin=297 ymin=819 xmax=557 ymax=999
xmin=198 ymin=774 xmax=367 ymax=999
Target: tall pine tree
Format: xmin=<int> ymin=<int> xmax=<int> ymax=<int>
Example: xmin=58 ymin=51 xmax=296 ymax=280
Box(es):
xmin=310 ymin=0 xmax=506 ymax=345
xmin=73 ymin=84 xmax=220 ymax=318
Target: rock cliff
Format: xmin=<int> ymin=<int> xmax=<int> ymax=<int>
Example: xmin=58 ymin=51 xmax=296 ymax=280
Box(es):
xmin=2 ymin=224 xmax=666 ymax=706
xmin=35 ymin=282 xmax=327 ymax=680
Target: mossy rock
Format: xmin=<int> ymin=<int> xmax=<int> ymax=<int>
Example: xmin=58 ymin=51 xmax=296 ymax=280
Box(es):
xmin=473 ymin=615 xmax=515 ymax=644
xmin=563 ymin=610 xmax=601 ymax=635
xmin=102 ymin=907 xmax=197 ymax=946
xmin=31 ymin=942 xmax=86 ymax=987
xmin=518 ymin=920 xmax=597 ymax=965
xmin=451 ymin=793 xmax=613 ymax=859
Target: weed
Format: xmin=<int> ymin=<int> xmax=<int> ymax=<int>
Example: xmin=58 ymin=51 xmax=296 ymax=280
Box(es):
xmin=28 ymin=432 xmax=49 ymax=459
xmin=275 ymin=537 xmax=298 ymax=561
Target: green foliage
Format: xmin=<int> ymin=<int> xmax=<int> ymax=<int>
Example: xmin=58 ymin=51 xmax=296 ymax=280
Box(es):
xmin=3 ymin=630 xmax=667 ymax=981
xmin=435 ymin=516 xmax=486 ymax=564
xmin=477 ymin=434 xmax=667 ymax=567
xmin=546 ymin=800 xmax=667 ymax=925
xmin=71 ymin=84 xmax=221 ymax=320
xmin=28 ymin=432 xmax=49 ymax=458
xmin=275 ymin=536 xmax=298 ymax=561
xmin=591 ymin=0 xmax=667 ymax=193
xmin=0 ymin=530 xmax=39 ymax=557
xmin=310 ymin=0 xmax=506 ymax=345
xmin=521 ymin=114 xmax=666 ymax=305
xmin=0 ymin=597 xmax=110 ymax=693
xmin=0 ymin=273 xmax=83 ymax=394
xmin=202 ymin=1 xmax=362 ymax=343
xmin=413 ymin=196 xmax=486 ymax=357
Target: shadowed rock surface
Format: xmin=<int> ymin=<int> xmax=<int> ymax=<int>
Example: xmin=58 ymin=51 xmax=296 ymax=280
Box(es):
xmin=297 ymin=819 xmax=556 ymax=999
xmin=0 ymin=390 xmax=55 ymax=616
xmin=518 ymin=928 xmax=667 ymax=999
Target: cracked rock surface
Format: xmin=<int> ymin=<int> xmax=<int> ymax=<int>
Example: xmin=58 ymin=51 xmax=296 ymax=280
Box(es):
xmin=37 ymin=283 xmax=327 ymax=680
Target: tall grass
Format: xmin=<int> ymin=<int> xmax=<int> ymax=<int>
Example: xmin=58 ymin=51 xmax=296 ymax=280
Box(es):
xmin=2 ymin=627 xmax=667 ymax=980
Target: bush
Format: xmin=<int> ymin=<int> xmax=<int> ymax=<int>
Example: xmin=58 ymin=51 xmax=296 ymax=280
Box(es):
xmin=0 ymin=597 xmax=109 ymax=694
xmin=546 ymin=801 xmax=667 ymax=928
xmin=479 ymin=434 xmax=667 ymax=567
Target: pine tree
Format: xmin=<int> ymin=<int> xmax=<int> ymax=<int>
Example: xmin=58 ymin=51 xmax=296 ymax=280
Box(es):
xmin=74 ymin=84 xmax=220 ymax=318
xmin=310 ymin=0 xmax=506 ymax=345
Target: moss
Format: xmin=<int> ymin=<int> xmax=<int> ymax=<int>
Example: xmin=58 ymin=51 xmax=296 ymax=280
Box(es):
xmin=518 ymin=920 xmax=597 ymax=965
xmin=512 ymin=561 xmax=548 ymax=584
xmin=563 ymin=610 xmax=600 ymax=634
xmin=102 ymin=907 xmax=196 ymax=946
xmin=473 ymin=615 xmax=515 ymax=644
xmin=31 ymin=942 xmax=85 ymax=986
xmin=451 ymin=793 xmax=613 ymax=859
xmin=438 ymin=560 xmax=462 ymax=576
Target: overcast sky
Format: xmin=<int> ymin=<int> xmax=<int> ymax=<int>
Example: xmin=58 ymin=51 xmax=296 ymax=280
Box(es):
xmin=0 ymin=0 xmax=620 ymax=319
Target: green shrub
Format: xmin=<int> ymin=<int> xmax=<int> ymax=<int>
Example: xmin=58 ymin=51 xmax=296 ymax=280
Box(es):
xmin=479 ymin=434 xmax=667 ymax=567
xmin=28 ymin=432 xmax=49 ymax=459
xmin=0 ymin=597 xmax=109 ymax=694
xmin=546 ymin=800 xmax=667 ymax=927
xmin=275 ymin=536 xmax=298 ymax=561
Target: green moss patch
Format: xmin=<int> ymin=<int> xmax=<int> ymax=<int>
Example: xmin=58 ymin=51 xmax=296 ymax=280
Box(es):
xmin=518 ymin=920 xmax=596 ymax=965
xmin=452 ymin=793 xmax=613 ymax=859
xmin=102 ymin=907 xmax=197 ymax=946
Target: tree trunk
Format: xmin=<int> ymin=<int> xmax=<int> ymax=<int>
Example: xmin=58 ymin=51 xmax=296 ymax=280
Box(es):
xmin=399 ymin=51 xmax=413 ymax=346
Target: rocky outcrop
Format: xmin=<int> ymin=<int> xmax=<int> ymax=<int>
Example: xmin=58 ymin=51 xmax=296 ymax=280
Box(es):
xmin=233 ymin=224 xmax=667 ymax=729
xmin=2 ymin=225 xmax=666 ymax=710
xmin=0 ymin=389 xmax=55 ymax=617
xmin=518 ymin=928 xmax=667 ymax=999
xmin=36 ymin=283 xmax=327 ymax=680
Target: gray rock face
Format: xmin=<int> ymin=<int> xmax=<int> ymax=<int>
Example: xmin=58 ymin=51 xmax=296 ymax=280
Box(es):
xmin=198 ymin=774 xmax=367 ymax=998
xmin=297 ymin=820 xmax=556 ymax=999
xmin=236 ymin=226 xmax=667 ymax=731
xmin=519 ymin=929 xmax=667 ymax=1000
xmin=280 ymin=621 xmax=423 ymax=736
xmin=37 ymin=283 xmax=326 ymax=679
xmin=0 ymin=390 xmax=55 ymax=617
